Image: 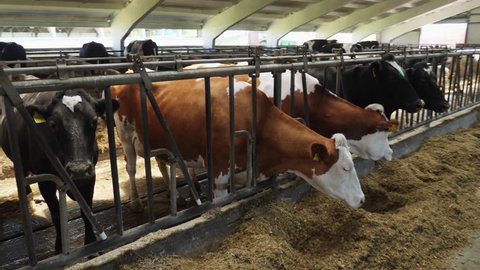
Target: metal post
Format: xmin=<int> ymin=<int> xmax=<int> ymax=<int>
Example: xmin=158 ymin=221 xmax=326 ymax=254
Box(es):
xmin=273 ymin=72 xmax=282 ymax=108
xmin=3 ymin=98 xmax=37 ymax=266
xmin=131 ymin=56 xmax=202 ymax=206
xmin=301 ymin=52 xmax=310 ymax=127
xmin=204 ymin=77 xmax=214 ymax=202
xmin=290 ymin=69 xmax=295 ymax=116
xmin=103 ymin=87 xmax=124 ymax=234
xmin=138 ymin=79 xmax=156 ymax=223
xmin=228 ymin=75 xmax=236 ymax=193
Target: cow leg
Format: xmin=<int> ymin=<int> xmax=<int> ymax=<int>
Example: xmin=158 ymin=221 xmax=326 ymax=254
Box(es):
xmin=38 ymin=181 xmax=62 ymax=254
xmin=75 ymin=179 xmax=96 ymax=246
xmin=155 ymin=158 xmax=172 ymax=193
xmin=123 ymin=144 xmax=142 ymax=212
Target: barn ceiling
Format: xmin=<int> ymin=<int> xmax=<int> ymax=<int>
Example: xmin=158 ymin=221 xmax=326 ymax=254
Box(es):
xmin=0 ymin=0 xmax=478 ymax=48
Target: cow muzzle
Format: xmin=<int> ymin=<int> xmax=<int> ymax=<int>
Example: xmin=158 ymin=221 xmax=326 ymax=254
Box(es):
xmin=405 ymin=99 xmax=425 ymax=113
xmin=65 ymin=161 xmax=94 ymax=179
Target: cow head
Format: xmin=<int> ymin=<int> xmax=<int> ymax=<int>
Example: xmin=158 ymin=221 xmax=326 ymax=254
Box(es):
xmin=26 ymin=89 xmax=119 ymax=180
xmin=370 ymin=54 xmax=425 ymax=116
xmin=406 ymin=61 xmax=449 ymax=113
xmin=304 ymin=133 xmax=365 ymax=208
xmin=347 ymin=104 xmax=396 ymax=161
xmin=79 ymin=41 xmax=110 ymax=64
xmin=0 ymin=42 xmax=27 ymax=68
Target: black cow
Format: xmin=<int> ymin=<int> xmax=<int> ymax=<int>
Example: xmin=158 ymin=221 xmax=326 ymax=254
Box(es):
xmin=350 ymin=41 xmax=380 ymax=53
xmin=125 ymin=39 xmax=158 ymax=56
xmin=405 ymin=60 xmax=449 ymax=113
xmin=303 ymin=39 xmax=345 ymax=53
xmin=79 ymin=41 xmax=110 ymax=64
xmin=318 ymin=54 xmax=424 ymax=118
xmin=0 ymin=42 xmax=27 ymax=67
xmin=0 ymin=89 xmax=118 ymax=253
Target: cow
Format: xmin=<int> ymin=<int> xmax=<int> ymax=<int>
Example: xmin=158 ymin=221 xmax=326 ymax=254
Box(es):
xmin=0 ymin=42 xmax=27 ymax=67
xmin=0 ymin=89 xmax=119 ymax=254
xmin=111 ymin=77 xmax=365 ymax=211
xmin=350 ymin=41 xmax=380 ymax=53
xmin=79 ymin=41 xmax=110 ymax=64
xmin=303 ymin=39 xmax=345 ymax=54
xmin=405 ymin=60 xmax=449 ymax=113
xmin=184 ymin=64 xmax=396 ymax=161
xmin=125 ymin=39 xmax=158 ymax=57
xmin=257 ymin=70 xmax=397 ymax=161
xmin=315 ymin=54 xmax=425 ymax=119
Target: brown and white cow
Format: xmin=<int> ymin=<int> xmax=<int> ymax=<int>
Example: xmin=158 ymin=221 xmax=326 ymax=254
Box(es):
xmin=111 ymin=77 xmax=365 ymax=209
xmin=185 ymin=65 xmax=396 ymax=161
xmin=257 ymin=70 xmax=397 ymax=161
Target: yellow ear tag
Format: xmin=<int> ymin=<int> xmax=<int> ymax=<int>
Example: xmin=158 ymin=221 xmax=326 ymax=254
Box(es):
xmin=388 ymin=122 xmax=399 ymax=132
xmin=313 ymin=153 xmax=320 ymax=161
xmin=33 ymin=112 xmax=46 ymax=124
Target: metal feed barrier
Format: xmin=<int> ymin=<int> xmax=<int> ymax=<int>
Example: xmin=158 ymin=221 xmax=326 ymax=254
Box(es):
xmin=0 ymin=46 xmax=479 ymax=269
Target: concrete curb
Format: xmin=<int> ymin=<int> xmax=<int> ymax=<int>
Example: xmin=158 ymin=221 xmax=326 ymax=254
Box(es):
xmin=67 ymin=105 xmax=480 ymax=270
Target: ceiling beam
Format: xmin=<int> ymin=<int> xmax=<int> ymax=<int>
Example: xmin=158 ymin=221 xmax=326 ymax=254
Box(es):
xmin=379 ymin=0 xmax=480 ymax=43
xmin=0 ymin=1 xmax=121 ymax=12
xmin=265 ymin=0 xmax=351 ymax=47
xmin=315 ymin=0 xmax=412 ymax=39
xmin=0 ymin=14 xmax=109 ymax=28
xmin=201 ymin=0 xmax=276 ymax=48
xmin=110 ymin=0 xmax=164 ymax=53
xmin=351 ymin=0 xmax=455 ymax=43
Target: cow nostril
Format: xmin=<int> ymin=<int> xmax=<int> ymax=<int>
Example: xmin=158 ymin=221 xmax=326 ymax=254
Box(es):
xmin=66 ymin=162 xmax=93 ymax=177
xmin=418 ymin=99 xmax=425 ymax=108
xmin=360 ymin=196 xmax=366 ymax=205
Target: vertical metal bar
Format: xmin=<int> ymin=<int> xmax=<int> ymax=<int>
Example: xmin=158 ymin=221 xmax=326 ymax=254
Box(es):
xmin=138 ymin=83 xmax=155 ymax=223
xmin=474 ymin=55 xmax=480 ymax=101
xmin=3 ymin=98 xmax=37 ymax=266
xmin=204 ymin=77 xmax=214 ymax=202
xmin=301 ymin=71 xmax=310 ymax=127
xmin=103 ymin=87 xmax=123 ymax=235
xmin=228 ymin=75 xmax=236 ymax=193
xmin=58 ymin=189 xmax=69 ymax=254
xmin=289 ymin=70 xmax=295 ymax=116
xmin=251 ymin=76 xmax=257 ymax=187
xmin=169 ymin=162 xmax=177 ymax=216
xmin=273 ymin=72 xmax=282 ymax=108
xmin=134 ymin=60 xmax=202 ymax=206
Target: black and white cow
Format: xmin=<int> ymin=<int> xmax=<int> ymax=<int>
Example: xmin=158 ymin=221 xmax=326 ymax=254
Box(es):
xmin=0 ymin=42 xmax=27 ymax=67
xmin=303 ymin=39 xmax=345 ymax=53
xmin=125 ymin=39 xmax=158 ymax=57
xmin=318 ymin=54 xmax=425 ymax=118
xmin=405 ymin=60 xmax=449 ymax=113
xmin=350 ymin=41 xmax=380 ymax=53
xmin=79 ymin=41 xmax=110 ymax=64
xmin=0 ymin=89 xmax=118 ymax=253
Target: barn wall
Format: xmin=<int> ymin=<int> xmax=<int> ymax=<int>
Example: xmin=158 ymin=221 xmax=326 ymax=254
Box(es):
xmin=391 ymin=30 xmax=420 ymax=46
xmin=466 ymin=11 xmax=480 ymax=44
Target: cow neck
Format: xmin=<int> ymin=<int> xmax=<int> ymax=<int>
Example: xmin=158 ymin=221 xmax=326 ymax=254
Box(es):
xmin=249 ymin=90 xmax=337 ymax=178
xmin=282 ymin=86 xmax=381 ymax=140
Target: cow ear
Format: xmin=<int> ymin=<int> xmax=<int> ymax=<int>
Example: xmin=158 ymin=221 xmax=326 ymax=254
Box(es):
xmin=26 ymin=104 xmax=50 ymax=123
xmin=311 ymin=143 xmax=329 ymax=162
xmin=94 ymin=99 xmax=119 ymax=116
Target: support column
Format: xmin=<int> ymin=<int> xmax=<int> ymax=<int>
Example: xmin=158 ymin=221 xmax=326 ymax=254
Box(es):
xmin=110 ymin=0 xmax=164 ymax=54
